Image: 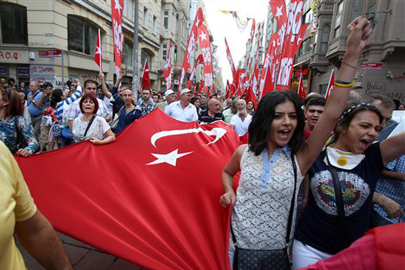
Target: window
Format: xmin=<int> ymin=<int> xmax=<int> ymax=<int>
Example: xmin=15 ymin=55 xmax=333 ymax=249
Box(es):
xmin=122 ymin=40 xmax=133 ymax=66
xmin=163 ymin=10 xmax=169 ymax=30
xmin=141 ymin=48 xmax=153 ymax=70
xmin=162 ymin=44 xmax=167 ymax=61
xmin=123 ymin=0 xmax=134 ymax=20
xmin=68 ymin=15 xmax=98 ymax=55
xmin=143 ymin=7 xmax=149 ymax=28
xmin=153 ymin=15 xmax=157 ymax=34
xmin=320 ymin=25 xmax=330 ymax=53
xmin=0 ymin=3 xmax=27 ymax=44
xmin=333 ymin=1 xmax=343 ymax=38
xmin=352 ymin=0 xmax=362 ymax=20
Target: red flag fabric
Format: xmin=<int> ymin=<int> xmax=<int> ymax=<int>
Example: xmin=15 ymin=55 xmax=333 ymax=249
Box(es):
xmin=16 ymin=109 xmax=241 ymax=270
xmin=94 ymin=29 xmax=102 ymax=69
xmin=142 ymin=59 xmax=151 ymax=89
xmin=246 ymin=85 xmax=258 ymax=110
xmin=325 ymin=69 xmax=335 ymax=100
xmin=225 ymin=80 xmax=231 ymax=99
xmin=246 ymin=19 xmax=256 ymax=68
xmin=259 ymin=31 xmax=281 ymax=99
xmin=111 ymin=0 xmax=125 ymax=75
xmin=276 ymin=0 xmax=310 ymax=90
xmin=225 ymin=38 xmax=237 ymax=80
xmin=180 ymin=8 xmax=204 ymax=90
xmin=186 ymin=54 xmax=204 ymax=90
xmin=164 ymin=40 xmax=173 ymax=90
xmin=297 ymin=73 xmax=306 ymax=101
xmin=198 ymin=79 xmax=204 ymax=94
xmin=198 ymin=24 xmax=214 ymax=88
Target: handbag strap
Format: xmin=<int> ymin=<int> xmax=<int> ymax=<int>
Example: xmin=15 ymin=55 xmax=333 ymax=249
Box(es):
xmin=327 ymin=159 xmax=350 ymax=249
xmin=83 ymin=115 xmax=96 ymax=138
xmin=285 ymin=154 xmax=297 ymax=245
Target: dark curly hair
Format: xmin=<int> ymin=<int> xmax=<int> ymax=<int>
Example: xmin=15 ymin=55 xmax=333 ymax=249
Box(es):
xmin=248 ymin=91 xmax=305 ymax=156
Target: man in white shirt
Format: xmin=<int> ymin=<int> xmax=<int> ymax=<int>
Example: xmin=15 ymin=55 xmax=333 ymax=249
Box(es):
xmin=230 ymin=99 xmax=252 ymax=136
xmin=67 ymin=80 xmax=109 ymax=131
xmin=156 ymin=90 xmax=176 ymax=112
xmin=165 ymin=88 xmax=198 ymax=122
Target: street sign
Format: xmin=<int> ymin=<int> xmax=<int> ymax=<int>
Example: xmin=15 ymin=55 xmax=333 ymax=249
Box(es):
xmin=38 ymin=49 xmax=63 ymax=58
xmin=361 ymin=63 xmax=382 ymax=70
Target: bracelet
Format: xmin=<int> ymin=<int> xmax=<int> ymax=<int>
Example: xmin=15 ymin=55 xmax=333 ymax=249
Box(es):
xmin=342 ymin=61 xmax=357 ymax=69
xmin=334 ymin=81 xmax=354 ymax=88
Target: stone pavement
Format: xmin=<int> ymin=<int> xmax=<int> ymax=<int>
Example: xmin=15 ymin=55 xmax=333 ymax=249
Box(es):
xmin=19 ymin=232 xmax=146 ymax=270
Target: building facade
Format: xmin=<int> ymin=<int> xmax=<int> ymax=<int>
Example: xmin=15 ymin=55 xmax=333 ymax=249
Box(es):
xmin=0 ymin=0 xmax=192 ymax=93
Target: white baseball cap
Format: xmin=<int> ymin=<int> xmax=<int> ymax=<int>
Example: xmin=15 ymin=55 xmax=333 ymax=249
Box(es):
xmin=165 ymin=90 xmax=175 ymax=97
xmin=180 ymin=88 xmax=191 ymax=95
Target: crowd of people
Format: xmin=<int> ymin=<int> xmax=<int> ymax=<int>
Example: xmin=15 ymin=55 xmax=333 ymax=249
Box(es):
xmin=1 ymin=16 xmax=404 ymax=270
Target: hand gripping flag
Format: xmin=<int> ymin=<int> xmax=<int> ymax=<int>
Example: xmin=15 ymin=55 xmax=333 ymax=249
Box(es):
xmin=325 ymin=69 xmax=335 ymax=100
xmin=142 ymin=59 xmax=151 ymax=89
xmin=94 ymin=29 xmax=102 ymax=70
xmin=15 ymin=109 xmax=241 ymax=270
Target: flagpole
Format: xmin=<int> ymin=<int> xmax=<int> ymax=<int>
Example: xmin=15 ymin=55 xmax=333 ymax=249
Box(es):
xmin=132 ymin=0 xmax=139 ymax=104
xmin=98 ymin=29 xmax=102 ymax=73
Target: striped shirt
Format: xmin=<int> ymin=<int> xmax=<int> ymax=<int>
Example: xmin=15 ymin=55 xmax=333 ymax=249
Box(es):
xmin=54 ymin=86 xmax=82 ymax=126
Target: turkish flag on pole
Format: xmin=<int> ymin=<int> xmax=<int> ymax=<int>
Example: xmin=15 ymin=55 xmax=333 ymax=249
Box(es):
xmin=180 ymin=8 xmax=204 ymax=90
xmin=297 ymin=73 xmax=306 ymax=101
xmin=198 ymin=23 xmax=214 ymax=88
xmin=186 ymin=54 xmax=203 ymax=90
xmin=198 ymin=79 xmax=204 ymax=94
xmin=142 ymin=59 xmax=151 ymax=89
xmin=325 ymin=69 xmax=335 ymax=100
xmin=164 ymin=40 xmax=173 ymax=90
xmin=246 ymin=85 xmax=258 ymax=110
xmin=111 ymin=0 xmax=125 ymax=75
xmin=94 ymin=29 xmax=102 ymax=71
xmin=225 ymin=38 xmax=237 ymax=81
xmin=16 ymin=109 xmax=241 ymax=270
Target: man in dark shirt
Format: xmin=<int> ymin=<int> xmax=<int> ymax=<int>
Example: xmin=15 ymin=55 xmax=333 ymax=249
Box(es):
xmin=198 ymin=99 xmax=224 ymax=123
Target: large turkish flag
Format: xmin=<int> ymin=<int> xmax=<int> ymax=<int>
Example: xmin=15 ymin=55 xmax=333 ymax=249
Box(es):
xmin=16 ymin=109 xmax=240 ymax=270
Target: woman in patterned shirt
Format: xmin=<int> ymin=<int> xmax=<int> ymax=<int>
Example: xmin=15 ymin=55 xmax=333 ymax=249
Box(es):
xmin=0 ymin=87 xmax=39 ymax=156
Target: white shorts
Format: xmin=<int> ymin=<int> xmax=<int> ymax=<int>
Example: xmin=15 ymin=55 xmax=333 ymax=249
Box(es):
xmin=292 ymin=240 xmax=332 ymax=270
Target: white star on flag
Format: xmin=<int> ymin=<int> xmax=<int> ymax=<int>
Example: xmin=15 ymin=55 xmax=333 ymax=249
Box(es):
xmin=195 ymin=18 xmax=200 ymax=27
xmin=147 ymin=149 xmax=193 ymax=166
xmin=95 ymin=46 xmax=101 ymax=55
xmin=276 ymin=6 xmax=283 ymax=18
xmin=199 ymin=31 xmax=207 ymax=41
xmin=114 ymin=0 xmax=122 ymax=16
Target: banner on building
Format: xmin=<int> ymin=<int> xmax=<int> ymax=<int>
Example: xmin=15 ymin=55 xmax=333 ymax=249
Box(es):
xmin=164 ymin=40 xmax=173 ymax=90
xmin=111 ymin=0 xmax=125 ymax=75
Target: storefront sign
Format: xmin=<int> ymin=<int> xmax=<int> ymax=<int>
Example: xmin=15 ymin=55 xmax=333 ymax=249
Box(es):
xmin=39 ymin=49 xmax=63 ymax=58
xmin=18 ymin=67 xmax=30 ymax=75
xmin=30 ymin=65 xmax=55 ymax=82
xmin=0 ymin=51 xmax=20 ymax=60
xmin=0 ymin=67 xmax=7 ymax=74
xmin=361 ymin=63 xmax=382 ymax=70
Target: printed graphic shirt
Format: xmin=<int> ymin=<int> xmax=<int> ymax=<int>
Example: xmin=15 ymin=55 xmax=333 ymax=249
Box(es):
xmin=295 ymin=142 xmax=384 ymax=255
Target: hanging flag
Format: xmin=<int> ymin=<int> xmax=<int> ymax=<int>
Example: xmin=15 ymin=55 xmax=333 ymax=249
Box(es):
xmin=186 ymin=54 xmax=204 ymax=90
xmin=94 ymin=29 xmax=102 ymax=71
xmin=230 ymin=82 xmax=237 ymax=97
xmin=246 ymin=19 xmax=256 ymax=69
xmin=180 ymin=8 xmax=204 ymax=91
xmin=198 ymin=79 xmax=204 ymax=94
xmin=164 ymin=40 xmax=173 ymax=90
xmin=111 ymin=0 xmax=125 ymax=75
xmin=276 ymin=0 xmax=310 ymax=91
xmin=224 ymin=38 xmax=237 ymax=80
xmin=16 ymin=109 xmax=241 ymax=270
xmin=142 ymin=59 xmax=151 ymax=89
xmin=225 ymin=80 xmax=231 ymax=99
xmin=198 ymin=23 xmax=214 ymax=89
xmin=297 ymin=73 xmax=306 ymax=101
xmin=245 ymin=85 xmax=258 ymax=110
xmin=325 ymin=69 xmax=335 ymax=100
xmin=220 ymin=11 xmax=251 ymax=32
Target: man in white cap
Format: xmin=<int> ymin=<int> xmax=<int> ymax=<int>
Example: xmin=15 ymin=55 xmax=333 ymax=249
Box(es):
xmin=165 ymin=88 xmax=198 ymax=122
xmin=156 ymin=90 xmax=176 ymax=111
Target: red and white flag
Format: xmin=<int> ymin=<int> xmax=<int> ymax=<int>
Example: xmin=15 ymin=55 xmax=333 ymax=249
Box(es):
xmin=224 ymin=38 xmax=237 ymax=80
xmin=246 ymin=85 xmax=258 ymax=110
xmin=111 ymin=0 xmax=125 ymax=75
xmin=198 ymin=23 xmax=214 ymax=89
xmin=164 ymin=40 xmax=173 ymax=90
xmin=186 ymin=54 xmax=204 ymax=89
xmin=276 ymin=0 xmax=310 ymax=91
xmin=180 ymin=8 xmax=204 ymax=90
xmin=198 ymin=79 xmax=204 ymax=94
xmin=94 ymin=29 xmax=102 ymax=71
xmin=142 ymin=59 xmax=151 ymax=89
xmin=246 ymin=19 xmax=256 ymax=69
xmin=16 ymin=109 xmax=241 ymax=270
xmin=325 ymin=69 xmax=335 ymax=100
xmin=297 ymin=73 xmax=306 ymax=101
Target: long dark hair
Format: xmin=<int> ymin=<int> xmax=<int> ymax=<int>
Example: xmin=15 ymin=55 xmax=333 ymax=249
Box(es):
xmin=50 ymin=88 xmax=63 ymax=108
xmin=1 ymin=87 xmax=22 ymax=117
xmin=248 ymin=91 xmax=305 ymax=156
xmin=327 ymin=102 xmax=383 ymax=146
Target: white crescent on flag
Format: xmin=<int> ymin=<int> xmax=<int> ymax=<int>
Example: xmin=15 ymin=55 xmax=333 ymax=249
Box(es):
xmin=150 ymin=128 xmax=227 ymax=148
